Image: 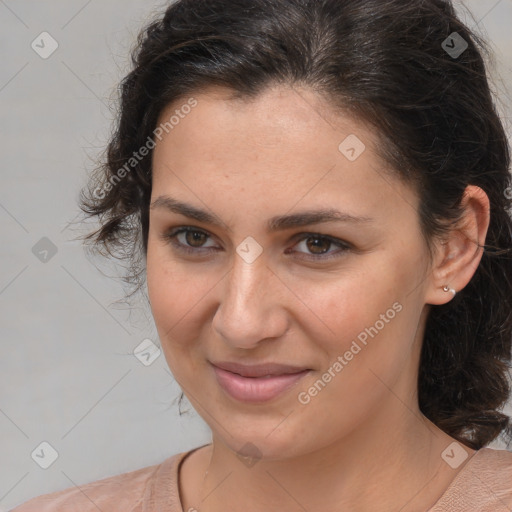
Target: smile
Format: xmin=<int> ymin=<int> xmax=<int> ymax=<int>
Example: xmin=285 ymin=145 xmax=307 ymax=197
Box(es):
xmin=211 ymin=364 xmax=311 ymax=403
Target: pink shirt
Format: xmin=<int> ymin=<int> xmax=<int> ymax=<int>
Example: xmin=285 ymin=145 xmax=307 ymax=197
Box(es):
xmin=10 ymin=445 xmax=512 ymax=511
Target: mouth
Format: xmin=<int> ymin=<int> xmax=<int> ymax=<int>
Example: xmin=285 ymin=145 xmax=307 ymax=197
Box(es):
xmin=210 ymin=361 xmax=312 ymax=403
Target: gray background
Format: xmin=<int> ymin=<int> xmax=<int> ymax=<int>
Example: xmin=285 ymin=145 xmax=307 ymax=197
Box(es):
xmin=1 ymin=0 xmax=511 ymax=509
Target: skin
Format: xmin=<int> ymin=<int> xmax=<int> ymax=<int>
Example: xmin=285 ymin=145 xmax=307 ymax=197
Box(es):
xmin=146 ymin=84 xmax=490 ymax=512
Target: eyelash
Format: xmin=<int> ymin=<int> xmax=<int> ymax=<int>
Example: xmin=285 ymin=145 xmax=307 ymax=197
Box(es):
xmin=161 ymin=226 xmax=351 ymax=261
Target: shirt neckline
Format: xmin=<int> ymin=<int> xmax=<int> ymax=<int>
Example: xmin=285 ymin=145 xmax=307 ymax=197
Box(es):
xmin=165 ymin=444 xmax=486 ymax=512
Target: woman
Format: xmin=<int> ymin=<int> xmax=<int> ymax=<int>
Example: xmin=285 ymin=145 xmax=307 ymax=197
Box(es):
xmin=12 ymin=0 xmax=512 ymax=510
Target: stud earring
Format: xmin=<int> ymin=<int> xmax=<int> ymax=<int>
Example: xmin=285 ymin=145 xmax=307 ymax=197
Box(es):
xmin=442 ymin=285 xmax=456 ymax=296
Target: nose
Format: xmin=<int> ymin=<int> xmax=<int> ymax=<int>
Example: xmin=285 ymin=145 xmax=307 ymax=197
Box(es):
xmin=211 ymin=252 xmax=290 ymax=350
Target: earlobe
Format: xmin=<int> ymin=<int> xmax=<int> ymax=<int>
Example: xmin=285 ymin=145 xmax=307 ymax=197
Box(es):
xmin=425 ymin=185 xmax=490 ymax=306
xmin=442 ymin=284 xmax=457 ymax=296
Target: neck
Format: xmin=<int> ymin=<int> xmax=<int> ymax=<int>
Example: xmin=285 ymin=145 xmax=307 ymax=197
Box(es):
xmin=190 ymin=400 xmax=473 ymax=512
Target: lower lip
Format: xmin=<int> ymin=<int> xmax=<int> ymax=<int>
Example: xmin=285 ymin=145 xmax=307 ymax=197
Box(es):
xmin=212 ymin=365 xmax=310 ymax=403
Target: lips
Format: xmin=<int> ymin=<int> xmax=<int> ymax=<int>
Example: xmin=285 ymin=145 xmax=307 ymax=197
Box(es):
xmin=211 ymin=361 xmax=310 ymax=378
xmin=210 ymin=361 xmax=311 ymax=403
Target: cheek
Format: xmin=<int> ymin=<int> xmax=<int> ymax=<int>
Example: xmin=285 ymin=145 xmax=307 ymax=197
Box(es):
xmin=294 ymin=302 xmax=415 ymax=438
xmin=146 ymin=264 xmax=202 ymax=380
xmin=297 ymin=256 xmax=419 ymax=396
xmin=146 ymin=242 xmax=218 ymax=364
xmin=147 ymin=237 xmax=195 ymax=316
xmin=290 ymin=260 xmax=405 ymax=349
xmin=146 ymin=244 xmax=194 ymax=342
xmin=148 ymin=271 xmax=201 ymax=341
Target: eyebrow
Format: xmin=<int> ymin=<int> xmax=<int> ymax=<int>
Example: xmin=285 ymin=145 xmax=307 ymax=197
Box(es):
xmin=150 ymin=195 xmax=374 ymax=232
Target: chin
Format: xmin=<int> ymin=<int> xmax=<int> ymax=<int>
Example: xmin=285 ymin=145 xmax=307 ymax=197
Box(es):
xmin=211 ymin=422 xmax=317 ymax=463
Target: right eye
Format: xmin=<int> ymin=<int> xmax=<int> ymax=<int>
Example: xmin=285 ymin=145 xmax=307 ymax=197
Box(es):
xmin=161 ymin=226 xmax=220 ymax=255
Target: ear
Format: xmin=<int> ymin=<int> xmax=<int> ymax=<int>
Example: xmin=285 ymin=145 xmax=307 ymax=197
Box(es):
xmin=425 ymin=185 xmax=490 ymax=306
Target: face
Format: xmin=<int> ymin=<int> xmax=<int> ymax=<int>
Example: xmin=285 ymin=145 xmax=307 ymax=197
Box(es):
xmin=146 ymin=85 xmax=434 ymax=460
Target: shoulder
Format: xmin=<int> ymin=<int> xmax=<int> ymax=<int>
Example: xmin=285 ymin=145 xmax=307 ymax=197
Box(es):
xmin=9 ymin=452 xmax=186 ymax=512
xmin=470 ymin=446 xmax=512 ymax=485
xmin=461 ymin=447 xmax=512 ymax=507
xmin=432 ymin=447 xmax=512 ymax=511
xmin=474 ymin=448 xmax=512 ymax=474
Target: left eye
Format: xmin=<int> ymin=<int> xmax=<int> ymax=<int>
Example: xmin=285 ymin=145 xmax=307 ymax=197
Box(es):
xmin=162 ymin=227 xmax=351 ymax=260
xmin=288 ymin=233 xmax=350 ymax=259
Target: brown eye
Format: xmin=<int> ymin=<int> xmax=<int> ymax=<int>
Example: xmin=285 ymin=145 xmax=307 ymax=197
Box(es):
xmin=289 ymin=233 xmax=351 ymax=261
xmin=163 ymin=227 xmax=350 ymax=261
xmin=305 ymin=236 xmax=332 ymax=254
xmin=185 ymin=230 xmax=208 ymax=247
xmin=162 ymin=227 xmax=219 ymax=254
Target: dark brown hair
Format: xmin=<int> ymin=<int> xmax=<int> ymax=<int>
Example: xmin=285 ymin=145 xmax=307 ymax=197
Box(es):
xmin=79 ymin=0 xmax=512 ymax=450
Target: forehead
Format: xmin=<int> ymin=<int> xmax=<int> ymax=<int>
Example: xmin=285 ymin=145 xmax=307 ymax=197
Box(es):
xmin=151 ymin=85 xmax=419 ymax=224
xmin=155 ymin=85 xmax=377 ymax=156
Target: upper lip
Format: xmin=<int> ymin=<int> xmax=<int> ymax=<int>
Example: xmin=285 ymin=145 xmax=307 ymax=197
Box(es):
xmin=211 ymin=361 xmax=311 ymax=378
